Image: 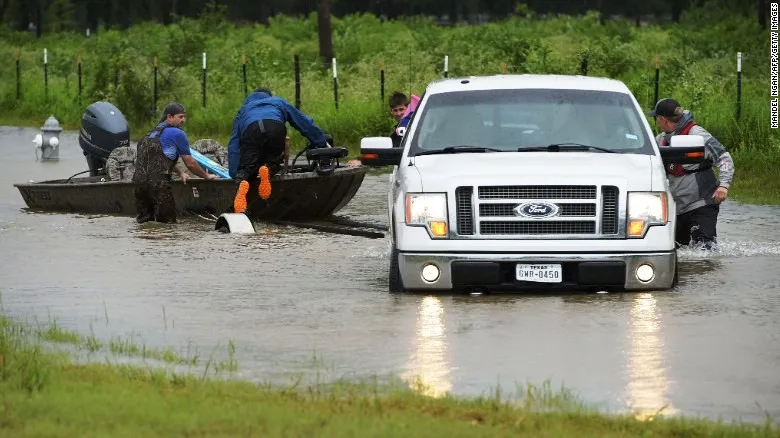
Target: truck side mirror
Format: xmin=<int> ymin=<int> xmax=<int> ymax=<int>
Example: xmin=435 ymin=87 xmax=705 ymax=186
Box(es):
xmin=669 ymin=134 xmax=705 ymax=148
xmin=659 ymin=134 xmax=707 ymax=165
xmin=359 ymin=137 xmax=402 ymax=167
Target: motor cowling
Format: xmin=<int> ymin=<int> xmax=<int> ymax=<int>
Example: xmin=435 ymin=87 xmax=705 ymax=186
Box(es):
xmin=78 ymin=101 xmax=130 ymax=177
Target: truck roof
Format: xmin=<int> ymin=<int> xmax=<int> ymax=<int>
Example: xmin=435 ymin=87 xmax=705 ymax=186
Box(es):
xmin=424 ymin=74 xmax=632 ymax=95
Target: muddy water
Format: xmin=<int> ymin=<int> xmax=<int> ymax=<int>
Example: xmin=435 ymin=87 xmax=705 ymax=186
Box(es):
xmin=1 ymin=125 xmax=779 ymax=424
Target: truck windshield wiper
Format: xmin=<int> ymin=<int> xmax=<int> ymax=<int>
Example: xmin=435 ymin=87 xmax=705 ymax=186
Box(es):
xmin=415 ymin=146 xmax=505 ymax=156
xmin=517 ymin=143 xmax=617 ymax=153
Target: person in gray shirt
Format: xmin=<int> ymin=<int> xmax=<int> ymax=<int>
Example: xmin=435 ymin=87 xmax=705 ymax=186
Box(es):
xmin=650 ymin=98 xmax=735 ymax=250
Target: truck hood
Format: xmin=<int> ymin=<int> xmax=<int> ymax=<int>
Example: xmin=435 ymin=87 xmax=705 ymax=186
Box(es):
xmin=410 ymin=152 xmax=654 ymax=191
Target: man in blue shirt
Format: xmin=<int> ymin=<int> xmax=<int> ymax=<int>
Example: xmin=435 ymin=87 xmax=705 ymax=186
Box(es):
xmin=132 ymin=103 xmax=217 ymax=224
xmin=228 ymin=87 xmax=330 ymax=213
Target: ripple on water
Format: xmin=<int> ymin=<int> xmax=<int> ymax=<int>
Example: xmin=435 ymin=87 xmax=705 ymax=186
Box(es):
xmin=677 ymin=239 xmax=780 ymax=259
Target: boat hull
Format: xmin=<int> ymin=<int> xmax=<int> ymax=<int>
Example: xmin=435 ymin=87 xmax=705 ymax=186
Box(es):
xmin=14 ymin=166 xmax=367 ymax=221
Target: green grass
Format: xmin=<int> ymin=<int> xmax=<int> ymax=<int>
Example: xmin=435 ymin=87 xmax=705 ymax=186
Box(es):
xmin=1 ymin=313 xmax=779 ymax=437
xmin=728 ymin=149 xmax=780 ymax=205
xmin=0 ymin=5 xmax=777 ymax=205
xmin=15 ymin=311 xmax=238 ymax=370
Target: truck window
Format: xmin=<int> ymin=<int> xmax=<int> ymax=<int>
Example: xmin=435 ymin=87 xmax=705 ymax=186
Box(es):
xmin=408 ymin=88 xmax=653 ymax=156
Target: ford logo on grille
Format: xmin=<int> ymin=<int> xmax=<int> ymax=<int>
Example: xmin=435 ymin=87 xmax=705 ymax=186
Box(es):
xmin=514 ymin=202 xmax=559 ymax=218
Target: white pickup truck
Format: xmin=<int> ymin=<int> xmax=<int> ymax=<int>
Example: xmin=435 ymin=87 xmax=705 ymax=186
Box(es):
xmin=360 ymin=74 xmax=707 ymax=293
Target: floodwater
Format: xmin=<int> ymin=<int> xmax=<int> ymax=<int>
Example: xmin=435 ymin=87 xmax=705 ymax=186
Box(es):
xmin=1 ymin=125 xmax=779 ymax=424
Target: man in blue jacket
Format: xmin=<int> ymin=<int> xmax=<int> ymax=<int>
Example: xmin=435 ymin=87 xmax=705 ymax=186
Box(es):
xmin=227 ymin=87 xmax=330 ymax=213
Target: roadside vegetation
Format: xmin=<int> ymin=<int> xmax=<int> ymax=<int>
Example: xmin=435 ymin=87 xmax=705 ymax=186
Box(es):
xmin=0 ymin=2 xmax=776 ymax=205
xmin=2 ymin=312 xmax=778 ymax=437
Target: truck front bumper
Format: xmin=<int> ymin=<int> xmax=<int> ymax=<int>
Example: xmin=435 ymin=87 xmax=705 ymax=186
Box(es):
xmin=398 ymin=251 xmax=677 ymax=292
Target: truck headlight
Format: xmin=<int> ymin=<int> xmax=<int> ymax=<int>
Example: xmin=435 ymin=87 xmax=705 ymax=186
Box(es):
xmin=627 ymin=192 xmax=668 ymax=238
xmin=405 ymin=193 xmax=448 ymax=238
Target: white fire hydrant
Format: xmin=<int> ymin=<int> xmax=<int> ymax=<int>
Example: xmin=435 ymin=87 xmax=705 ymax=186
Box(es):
xmin=33 ymin=115 xmax=62 ymax=161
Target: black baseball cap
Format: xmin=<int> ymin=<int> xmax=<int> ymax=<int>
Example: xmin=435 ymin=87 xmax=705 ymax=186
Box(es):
xmin=160 ymin=102 xmax=186 ymax=122
xmin=648 ymin=98 xmax=680 ymax=118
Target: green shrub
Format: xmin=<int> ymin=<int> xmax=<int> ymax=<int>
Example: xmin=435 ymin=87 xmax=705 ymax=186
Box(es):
xmin=0 ymin=2 xmax=773 ymax=155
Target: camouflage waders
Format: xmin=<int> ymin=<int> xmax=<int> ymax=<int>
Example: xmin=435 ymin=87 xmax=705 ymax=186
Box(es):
xmin=132 ymin=125 xmax=179 ymax=223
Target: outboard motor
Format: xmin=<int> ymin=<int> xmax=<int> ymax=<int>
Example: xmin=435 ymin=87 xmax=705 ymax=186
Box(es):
xmin=78 ymin=101 xmax=130 ymax=177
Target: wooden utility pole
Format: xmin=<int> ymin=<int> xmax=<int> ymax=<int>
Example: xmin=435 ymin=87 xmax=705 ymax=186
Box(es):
xmin=317 ymin=0 xmax=333 ymax=70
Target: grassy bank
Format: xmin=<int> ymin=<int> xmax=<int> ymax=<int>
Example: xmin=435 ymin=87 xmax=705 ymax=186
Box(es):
xmin=0 ymin=3 xmax=777 ymax=205
xmin=726 ymin=149 xmax=780 ymax=206
xmin=1 ymin=313 xmax=778 ymax=437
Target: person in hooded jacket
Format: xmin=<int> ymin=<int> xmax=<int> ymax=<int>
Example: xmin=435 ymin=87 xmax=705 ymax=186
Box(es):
xmin=227 ymin=87 xmax=330 ymax=213
xmin=651 ymin=98 xmax=735 ymax=249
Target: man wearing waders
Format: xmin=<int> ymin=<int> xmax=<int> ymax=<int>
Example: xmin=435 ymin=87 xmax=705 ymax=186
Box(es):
xmin=227 ymin=87 xmax=330 ymax=214
xmin=133 ymin=103 xmax=217 ymax=224
xmin=650 ymin=98 xmax=735 ymax=249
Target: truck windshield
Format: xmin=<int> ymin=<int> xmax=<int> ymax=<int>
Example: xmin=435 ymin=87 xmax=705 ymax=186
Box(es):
xmin=408 ymin=88 xmax=654 ymax=156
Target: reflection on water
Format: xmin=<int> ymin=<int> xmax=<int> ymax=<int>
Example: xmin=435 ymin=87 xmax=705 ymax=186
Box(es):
xmin=402 ymin=296 xmax=452 ymax=397
xmin=625 ymin=293 xmax=677 ymax=420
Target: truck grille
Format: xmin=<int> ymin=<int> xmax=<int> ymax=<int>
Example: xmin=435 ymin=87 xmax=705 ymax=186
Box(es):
xmin=479 ymin=203 xmax=596 ymax=217
xmin=454 ymin=185 xmax=621 ymax=238
xmin=480 ymin=221 xmax=596 ymax=235
xmin=601 ymin=186 xmax=619 ymax=235
xmin=455 ymin=186 xmax=474 ymax=235
xmin=479 ymin=185 xmax=597 ymax=200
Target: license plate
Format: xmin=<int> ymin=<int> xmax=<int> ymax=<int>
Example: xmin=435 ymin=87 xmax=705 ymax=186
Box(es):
xmin=515 ymin=264 xmax=562 ymax=283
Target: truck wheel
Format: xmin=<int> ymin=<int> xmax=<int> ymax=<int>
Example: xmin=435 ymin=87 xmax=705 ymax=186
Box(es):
xmin=388 ymin=244 xmax=406 ymax=293
xmin=671 ymin=254 xmax=679 ymax=288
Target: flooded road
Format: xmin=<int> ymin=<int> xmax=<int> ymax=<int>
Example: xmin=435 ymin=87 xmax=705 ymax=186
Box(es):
xmin=1 ymin=125 xmax=779 ymax=424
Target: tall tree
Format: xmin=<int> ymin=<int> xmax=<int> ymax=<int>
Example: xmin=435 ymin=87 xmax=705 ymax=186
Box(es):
xmin=450 ymin=0 xmax=458 ymax=24
xmin=670 ymin=0 xmax=689 ymax=22
xmin=36 ymin=4 xmax=41 ymax=37
xmin=0 ymin=0 xmax=7 ymax=24
xmin=317 ymin=0 xmax=333 ymax=70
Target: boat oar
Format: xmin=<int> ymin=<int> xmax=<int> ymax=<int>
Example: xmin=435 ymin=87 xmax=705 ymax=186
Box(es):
xmin=186 ymin=209 xmax=385 ymax=239
xmin=266 ymin=220 xmax=386 ymax=239
xmin=325 ymin=216 xmax=389 ymax=231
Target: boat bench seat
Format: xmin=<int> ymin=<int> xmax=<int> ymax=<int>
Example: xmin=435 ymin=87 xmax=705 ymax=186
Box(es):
xmin=306 ymin=147 xmax=348 ymax=160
